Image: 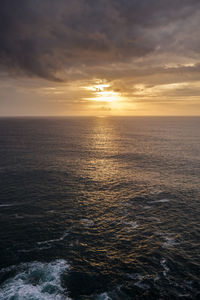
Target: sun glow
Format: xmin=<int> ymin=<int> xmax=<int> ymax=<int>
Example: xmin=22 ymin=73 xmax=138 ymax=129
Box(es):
xmin=80 ymin=80 xmax=137 ymax=115
xmin=92 ymin=90 xmax=120 ymax=102
xmin=83 ymin=83 xmax=122 ymax=103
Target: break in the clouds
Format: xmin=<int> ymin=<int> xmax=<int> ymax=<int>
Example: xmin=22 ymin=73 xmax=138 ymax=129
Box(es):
xmin=0 ymin=0 xmax=200 ymax=115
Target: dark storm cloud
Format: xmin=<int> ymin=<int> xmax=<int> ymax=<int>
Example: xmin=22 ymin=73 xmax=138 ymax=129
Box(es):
xmin=0 ymin=0 xmax=199 ymax=81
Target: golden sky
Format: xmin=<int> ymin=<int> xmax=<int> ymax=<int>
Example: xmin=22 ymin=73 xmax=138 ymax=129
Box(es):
xmin=0 ymin=0 xmax=200 ymax=116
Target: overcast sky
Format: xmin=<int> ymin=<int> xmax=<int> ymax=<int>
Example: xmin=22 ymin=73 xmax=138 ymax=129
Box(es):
xmin=0 ymin=0 xmax=200 ymax=116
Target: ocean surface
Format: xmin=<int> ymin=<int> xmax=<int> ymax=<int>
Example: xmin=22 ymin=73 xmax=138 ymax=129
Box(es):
xmin=0 ymin=116 xmax=199 ymax=300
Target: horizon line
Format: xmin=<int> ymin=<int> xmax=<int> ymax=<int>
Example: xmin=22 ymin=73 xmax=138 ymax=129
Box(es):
xmin=0 ymin=115 xmax=200 ymax=118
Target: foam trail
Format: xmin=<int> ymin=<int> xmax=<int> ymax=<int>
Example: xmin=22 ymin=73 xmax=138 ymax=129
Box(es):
xmin=37 ymin=232 xmax=69 ymax=245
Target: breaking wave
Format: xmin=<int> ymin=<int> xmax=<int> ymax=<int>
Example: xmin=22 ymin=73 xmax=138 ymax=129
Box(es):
xmin=0 ymin=260 xmax=70 ymax=300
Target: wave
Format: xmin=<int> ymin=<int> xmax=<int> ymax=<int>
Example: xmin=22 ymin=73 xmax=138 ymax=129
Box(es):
xmin=125 ymin=221 xmax=139 ymax=229
xmin=156 ymin=231 xmax=178 ymax=248
xmin=148 ymin=198 xmax=170 ymax=204
xmin=17 ymin=232 xmax=70 ymax=253
xmin=80 ymin=218 xmax=94 ymax=227
xmin=18 ymin=245 xmax=52 ymax=253
xmin=121 ymin=221 xmax=139 ymax=233
xmin=0 ymin=259 xmax=70 ymax=300
xmin=160 ymin=258 xmax=170 ymax=277
xmin=96 ymin=292 xmax=112 ymax=300
xmin=0 ymin=202 xmax=27 ymax=207
xmin=0 ymin=204 xmax=16 ymax=208
xmin=37 ymin=232 xmax=69 ymax=246
xmin=162 ymin=236 xmax=177 ymax=248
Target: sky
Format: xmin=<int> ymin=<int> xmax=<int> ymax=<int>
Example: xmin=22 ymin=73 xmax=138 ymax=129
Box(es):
xmin=0 ymin=0 xmax=200 ymax=116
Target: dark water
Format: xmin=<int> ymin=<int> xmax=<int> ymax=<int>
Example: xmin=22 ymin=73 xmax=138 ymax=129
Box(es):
xmin=0 ymin=117 xmax=199 ymax=300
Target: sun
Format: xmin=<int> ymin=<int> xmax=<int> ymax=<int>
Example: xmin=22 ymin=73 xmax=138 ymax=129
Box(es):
xmin=80 ymin=80 xmax=132 ymax=115
xmin=83 ymin=82 xmax=121 ymax=103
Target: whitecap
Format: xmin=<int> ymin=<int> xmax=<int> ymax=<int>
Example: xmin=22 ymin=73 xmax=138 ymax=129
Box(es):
xmin=14 ymin=214 xmax=24 ymax=219
xmin=156 ymin=231 xmax=177 ymax=248
xmin=162 ymin=236 xmax=177 ymax=248
xmin=0 ymin=259 xmax=71 ymax=300
xmin=148 ymin=217 xmax=161 ymax=223
xmin=153 ymin=274 xmax=160 ymax=282
xmin=124 ymin=221 xmax=139 ymax=230
xmin=123 ymin=202 xmax=132 ymax=208
xmin=96 ymin=292 xmax=112 ymax=300
xmin=134 ymin=281 xmax=150 ymax=290
xmin=155 ymin=199 xmax=170 ymax=203
xmin=160 ymin=258 xmax=170 ymax=277
xmin=143 ymin=205 xmax=152 ymax=209
xmin=37 ymin=232 xmax=69 ymax=246
xmin=18 ymin=245 xmax=52 ymax=253
xmin=155 ymin=190 xmax=164 ymax=195
xmin=126 ymin=273 xmax=142 ymax=280
xmin=148 ymin=198 xmax=170 ymax=204
xmin=178 ymin=293 xmax=192 ymax=298
xmin=0 ymin=202 xmax=25 ymax=207
xmin=127 ymin=273 xmax=156 ymax=288
xmin=80 ymin=218 xmax=94 ymax=227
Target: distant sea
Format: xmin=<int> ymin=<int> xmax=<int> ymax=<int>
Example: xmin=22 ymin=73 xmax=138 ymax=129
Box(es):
xmin=0 ymin=117 xmax=199 ymax=299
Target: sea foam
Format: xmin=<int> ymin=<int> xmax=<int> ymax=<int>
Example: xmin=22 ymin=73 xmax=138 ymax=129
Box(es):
xmin=0 ymin=259 xmax=70 ymax=300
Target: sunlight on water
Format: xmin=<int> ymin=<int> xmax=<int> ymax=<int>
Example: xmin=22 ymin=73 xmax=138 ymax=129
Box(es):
xmin=0 ymin=117 xmax=199 ymax=299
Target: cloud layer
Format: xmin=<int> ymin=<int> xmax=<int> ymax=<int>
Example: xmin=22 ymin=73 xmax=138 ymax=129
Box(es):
xmin=0 ymin=0 xmax=199 ymax=82
xmin=0 ymin=0 xmax=200 ymax=116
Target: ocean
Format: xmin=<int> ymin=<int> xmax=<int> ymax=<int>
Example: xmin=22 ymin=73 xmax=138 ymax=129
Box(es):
xmin=0 ymin=116 xmax=199 ymax=299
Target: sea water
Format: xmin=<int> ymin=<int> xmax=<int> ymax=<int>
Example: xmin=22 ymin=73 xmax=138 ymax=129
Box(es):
xmin=0 ymin=117 xmax=199 ymax=299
